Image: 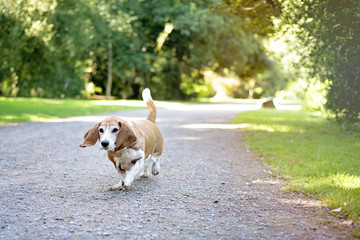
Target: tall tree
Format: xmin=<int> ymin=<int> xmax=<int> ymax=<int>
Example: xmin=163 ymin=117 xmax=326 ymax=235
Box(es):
xmin=281 ymin=0 xmax=360 ymax=122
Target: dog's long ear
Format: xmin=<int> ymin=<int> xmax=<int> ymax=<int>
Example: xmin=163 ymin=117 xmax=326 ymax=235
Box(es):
xmin=116 ymin=121 xmax=137 ymax=150
xmin=80 ymin=123 xmax=100 ymax=147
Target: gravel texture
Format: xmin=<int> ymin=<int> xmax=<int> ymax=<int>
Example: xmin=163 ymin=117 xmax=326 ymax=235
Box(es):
xmin=0 ymin=103 xmax=352 ymax=239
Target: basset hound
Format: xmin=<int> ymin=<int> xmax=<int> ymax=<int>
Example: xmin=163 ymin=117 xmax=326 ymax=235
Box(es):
xmin=80 ymin=88 xmax=163 ymax=190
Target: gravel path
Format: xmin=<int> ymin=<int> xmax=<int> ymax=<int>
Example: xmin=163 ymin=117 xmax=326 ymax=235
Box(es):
xmin=0 ymin=103 xmax=349 ymax=239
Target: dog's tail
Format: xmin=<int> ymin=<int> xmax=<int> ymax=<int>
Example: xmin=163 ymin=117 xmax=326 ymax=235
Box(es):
xmin=142 ymin=88 xmax=157 ymax=123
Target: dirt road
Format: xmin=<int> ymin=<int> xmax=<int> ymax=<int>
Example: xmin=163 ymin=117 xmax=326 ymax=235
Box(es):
xmin=0 ymin=103 xmax=348 ymax=239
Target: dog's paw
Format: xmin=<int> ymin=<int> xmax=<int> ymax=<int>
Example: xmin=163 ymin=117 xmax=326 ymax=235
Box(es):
xmin=110 ymin=181 xmax=127 ymax=191
xmin=152 ymin=169 xmax=159 ymax=175
xmin=140 ymin=173 xmax=150 ymax=178
xmin=152 ymin=164 xmax=160 ymax=175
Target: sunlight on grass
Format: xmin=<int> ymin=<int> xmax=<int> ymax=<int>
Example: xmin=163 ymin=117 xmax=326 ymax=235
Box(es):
xmin=233 ymin=109 xmax=360 ymax=221
xmin=0 ymin=97 xmax=142 ymax=124
xmin=91 ymin=100 xmax=144 ymax=106
xmin=181 ymin=123 xmax=249 ymax=129
xmin=24 ymin=114 xmax=49 ymax=122
xmin=331 ymin=173 xmax=360 ymax=190
xmin=244 ymin=123 xmax=292 ymax=133
xmin=3 ymin=115 xmax=16 ymax=120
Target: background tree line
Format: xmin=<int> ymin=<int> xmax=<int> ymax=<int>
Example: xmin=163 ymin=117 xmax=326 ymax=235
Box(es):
xmin=1 ymin=0 xmax=359 ymax=122
xmin=0 ymin=0 xmax=275 ymax=100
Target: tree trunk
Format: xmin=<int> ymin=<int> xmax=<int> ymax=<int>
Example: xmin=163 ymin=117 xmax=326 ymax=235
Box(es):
xmin=106 ymin=26 xmax=113 ymax=100
xmin=248 ymin=79 xmax=255 ymax=99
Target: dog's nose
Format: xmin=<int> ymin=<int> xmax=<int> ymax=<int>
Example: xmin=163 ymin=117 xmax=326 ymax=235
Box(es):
xmin=101 ymin=141 xmax=109 ymax=147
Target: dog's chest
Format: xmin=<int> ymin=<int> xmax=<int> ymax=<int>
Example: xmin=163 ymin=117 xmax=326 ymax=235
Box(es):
xmin=113 ymin=148 xmax=144 ymax=171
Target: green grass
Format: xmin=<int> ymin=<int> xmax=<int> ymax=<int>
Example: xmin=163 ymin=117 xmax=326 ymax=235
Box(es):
xmin=232 ymin=109 xmax=360 ymax=221
xmin=0 ymin=97 xmax=142 ymax=124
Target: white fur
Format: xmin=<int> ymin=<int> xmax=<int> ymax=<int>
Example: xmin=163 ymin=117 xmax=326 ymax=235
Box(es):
xmin=125 ymin=119 xmax=134 ymax=128
xmin=121 ymin=148 xmax=144 ymax=162
xmin=150 ymin=153 xmax=161 ymax=176
xmin=111 ymin=149 xmax=145 ymax=190
xmin=142 ymin=88 xmax=153 ymax=102
xmin=98 ymin=122 xmax=118 ymax=151
xmin=123 ymin=157 xmax=145 ymax=187
xmin=142 ymin=154 xmax=161 ymax=178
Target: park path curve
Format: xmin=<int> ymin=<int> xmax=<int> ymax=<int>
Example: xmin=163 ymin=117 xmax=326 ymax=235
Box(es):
xmin=0 ymin=103 xmax=348 ymax=239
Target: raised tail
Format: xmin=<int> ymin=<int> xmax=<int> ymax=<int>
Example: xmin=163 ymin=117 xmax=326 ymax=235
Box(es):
xmin=142 ymin=88 xmax=156 ymax=123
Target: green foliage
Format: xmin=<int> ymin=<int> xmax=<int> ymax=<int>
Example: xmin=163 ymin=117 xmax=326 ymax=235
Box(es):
xmin=218 ymin=0 xmax=282 ymax=36
xmin=0 ymin=0 xmax=279 ymax=100
xmin=233 ymin=109 xmax=360 ymax=221
xmin=217 ymin=0 xmax=288 ymax=99
xmin=180 ymin=70 xmax=215 ymax=99
xmin=280 ymin=0 xmax=360 ymax=122
xmin=0 ymin=0 xmax=92 ymax=97
xmin=125 ymin=0 xmax=273 ymax=99
xmin=234 ymin=61 xmax=289 ymax=98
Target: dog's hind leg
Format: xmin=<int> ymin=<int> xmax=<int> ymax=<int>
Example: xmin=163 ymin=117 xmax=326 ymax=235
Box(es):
xmin=152 ymin=154 xmax=161 ymax=176
xmin=141 ymin=155 xmax=154 ymax=178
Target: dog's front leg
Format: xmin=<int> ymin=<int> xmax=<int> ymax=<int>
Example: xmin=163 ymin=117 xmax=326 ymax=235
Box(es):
xmin=123 ymin=157 xmax=145 ymax=188
xmin=110 ymin=169 xmax=126 ymax=191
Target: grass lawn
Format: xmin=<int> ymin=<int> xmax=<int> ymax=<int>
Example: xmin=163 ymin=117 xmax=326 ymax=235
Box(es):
xmin=0 ymin=97 xmax=143 ymax=124
xmin=233 ymin=109 xmax=360 ymax=223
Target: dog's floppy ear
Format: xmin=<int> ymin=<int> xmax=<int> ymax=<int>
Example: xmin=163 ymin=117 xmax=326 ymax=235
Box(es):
xmin=116 ymin=121 xmax=137 ymax=150
xmin=80 ymin=123 xmax=100 ymax=147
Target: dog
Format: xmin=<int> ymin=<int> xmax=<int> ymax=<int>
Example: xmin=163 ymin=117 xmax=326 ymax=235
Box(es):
xmin=80 ymin=88 xmax=163 ymax=190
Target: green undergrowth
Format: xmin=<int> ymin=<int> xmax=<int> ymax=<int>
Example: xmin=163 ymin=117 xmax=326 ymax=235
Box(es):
xmin=0 ymin=97 xmax=142 ymax=124
xmin=233 ymin=109 xmax=360 ymax=222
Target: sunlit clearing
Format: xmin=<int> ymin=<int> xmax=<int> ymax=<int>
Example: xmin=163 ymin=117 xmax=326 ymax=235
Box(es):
xmin=91 ymin=100 xmax=299 ymax=112
xmin=91 ymin=100 xmax=191 ymax=110
xmin=181 ymin=123 xmax=249 ymax=129
xmin=23 ymin=114 xmax=50 ymax=122
xmin=3 ymin=115 xmax=17 ymax=120
xmin=275 ymin=105 xmax=303 ymax=110
xmin=330 ymin=173 xmax=360 ymax=190
xmin=245 ymin=124 xmax=292 ymax=133
xmin=91 ymin=100 xmax=144 ymax=107
xmin=42 ymin=100 xmax=63 ymax=104
xmin=162 ymin=103 xmax=258 ymax=111
xmin=41 ymin=116 xmax=144 ymax=123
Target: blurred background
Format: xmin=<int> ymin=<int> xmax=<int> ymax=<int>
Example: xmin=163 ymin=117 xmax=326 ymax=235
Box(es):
xmin=1 ymin=0 xmax=359 ymax=122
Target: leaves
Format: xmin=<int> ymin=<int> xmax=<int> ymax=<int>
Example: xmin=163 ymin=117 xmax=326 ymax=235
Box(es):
xmin=280 ymin=0 xmax=360 ymax=122
xmin=0 ymin=0 xmax=279 ymax=100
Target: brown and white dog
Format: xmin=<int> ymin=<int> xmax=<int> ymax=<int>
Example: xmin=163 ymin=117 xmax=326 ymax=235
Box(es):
xmin=80 ymin=88 xmax=163 ymax=190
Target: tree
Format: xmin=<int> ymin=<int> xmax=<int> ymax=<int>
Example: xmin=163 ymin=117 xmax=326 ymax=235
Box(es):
xmin=124 ymin=0 xmax=274 ymax=99
xmin=281 ymin=0 xmax=360 ymax=122
xmin=0 ymin=0 xmax=94 ymax=97
xmin=211 ymin=0 xmax=282 ymax=98
xmin=0 ymin=0 xmax=282 ymax=100
xmin=218 ymin=0 xmax=282 ymax=37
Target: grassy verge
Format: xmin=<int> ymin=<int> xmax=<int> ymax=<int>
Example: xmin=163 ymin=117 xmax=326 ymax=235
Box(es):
xmin=0 ymin=97 xmax=142 ymax=124
xmin=232 ymin=109 xmax=360 ymax=222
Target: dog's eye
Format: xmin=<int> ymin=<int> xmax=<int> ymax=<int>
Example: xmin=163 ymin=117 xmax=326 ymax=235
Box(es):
xmin=99 ymin=128 xmax=104 ymax=133
xmin=112 ymin=128 xmax=118 ymax=133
